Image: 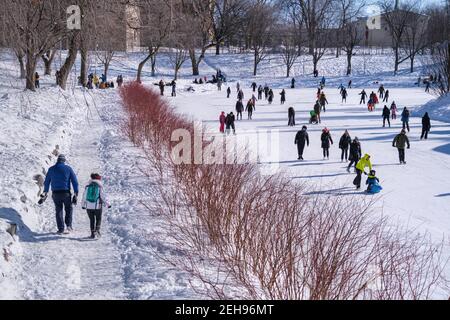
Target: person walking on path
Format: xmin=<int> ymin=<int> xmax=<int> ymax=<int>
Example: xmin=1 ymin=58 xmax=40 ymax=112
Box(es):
xmin=347 ymin=137 xmax=362 ymax=173
xmin=321 ymin=128 xmax=333 ymax=160
xmin=291 ymin=78 xmax=296 ymax=89
xmin=295 ymin=126 xmax=310 ymax=160
xmin=339 ymin=130 xmax=352 ymax=162
xmin=246 ymin=99 xmax=255 ymax=120
xmin=319 ymin=92 xmax=328 ymax=112
xmin=314 ymin=101 xmax=322 ymax=124
xmin=401 ymin=107 xmax=411 ymax=132
xmin=288 ymin=107 xmax=296 ymax=126
xmin=382 ymin=105 xmax=391 ymax=128
xmin=41 ymin=154 xmax=79 ymax=235
xmin=353 ymin=154 xmax=372 ymax=190
xmin=421 ymin=112 xmax=431 ymax=140
xmin=341 ymin=88 xmax=348 ymax=103
xmin=393 ymin=129 xmax=410 ymax=164
xmin=171 ymin=80 xmax=177 ymax=97
xmin=227 ymin=87 xmax=231 ymax=98
xmin=159 ymin=80 xmax=165 ymax=96
xmin=258 ymin=85 xmax=263 ymax=100
xmin=81 ymin=173 xmax=111 ymax=239
xmin=378 ymin=85 xmax=385 ymax=99
xmin=219 ymin=112 xmax=226 ymax=133
xmin=226 ymin=113 xmax=236 ymax=135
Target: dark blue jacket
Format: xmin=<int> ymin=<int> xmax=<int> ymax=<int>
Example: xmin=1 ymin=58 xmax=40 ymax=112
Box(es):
xmin=44 ymin=162 xmax=79 ymax=194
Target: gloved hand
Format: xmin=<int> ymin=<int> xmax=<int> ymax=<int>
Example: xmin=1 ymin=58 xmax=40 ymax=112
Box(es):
xmin=407 ymin=146 xmax=410 ymax=149
xmin=72 ymin=194 xmax=78 ymax=205
xmin=38 ymin=193 xmax=48 ymax=205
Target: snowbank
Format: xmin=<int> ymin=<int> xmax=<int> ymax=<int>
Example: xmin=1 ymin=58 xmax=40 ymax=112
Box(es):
xmin=413 ymin=94 xmax=450 ymax=123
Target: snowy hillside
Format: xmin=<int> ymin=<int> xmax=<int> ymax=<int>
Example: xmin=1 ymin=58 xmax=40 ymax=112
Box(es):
xmin=1 ymin=48 xmax=449 ymax=299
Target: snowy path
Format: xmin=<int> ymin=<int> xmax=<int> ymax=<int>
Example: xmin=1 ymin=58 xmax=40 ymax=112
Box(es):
xmin=16 ymin=103 xmax=126 ymax=299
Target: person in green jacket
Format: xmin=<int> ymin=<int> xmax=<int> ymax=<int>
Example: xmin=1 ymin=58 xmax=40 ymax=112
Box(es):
xmin=353 ymin=154 xmax=372 ymax=190
xmin=393 ymin=129 xmax=410 ymax=164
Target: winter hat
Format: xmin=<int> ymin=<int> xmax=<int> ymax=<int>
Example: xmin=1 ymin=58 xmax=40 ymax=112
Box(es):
xmin=302 ymin=126 xmax=307 ymax=130
xmin=57 ymin=154 xmax=66 ymax=163
xmin=91 ymin=173 xmax=102 ymax=180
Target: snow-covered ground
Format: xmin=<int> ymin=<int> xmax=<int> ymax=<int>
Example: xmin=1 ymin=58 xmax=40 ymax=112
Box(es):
xmin=0 ymin=48 xmax=449 ymax=299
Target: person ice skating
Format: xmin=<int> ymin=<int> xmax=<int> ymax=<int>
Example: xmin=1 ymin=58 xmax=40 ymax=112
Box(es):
xmin=313 ymin=100 xmax=322 ymax=124
xmin=236 ymin=100 xmax=244 ymax=120
xmin=339 ymin=83 xmax=345 ymax=94
xmin=237 ymin=89 xmax=244 ymax=101
xmin=348 ymin=80 xmax=352 ymax=88
xmin=316 ymin=88 xmax=321 ymax=99
xmin=393 ymin=129 xmax=410 ymax=164
xmin=251 ymin=82 xmax=257 ymax=92
xmin=309 ymin=110 xmax=319 ymax=124
xmin=390 ymin=101 xmax=397 ymax=120
xmin=280 ymin=89 xmax=286 ymax=105
xmin=295 ymin=126 xmax=310 ymax=160
xmin=264 ymin=85 xmax=269 ymax=100
xmin=288 ymin=107 xmax=296 ymax=126
xmin=383 ymin=90 xmax=389 ymax=103
xmin=378 ymin=84 xmax=385 ymax=99
xmin=382 ymin=105 xmax=391 ymax=128
xmin=171 ymin=80 xmax=176 ymax=97
xmin=366 ymin=170 xmax=383 ymax=194
xmin=246 ymin=99 xmax=255 ymax=120
xmin=227 ymin=87 xmax=231 ymax=98
xmin=367 ymin=98 xmax=375 ymax=112
xmin=354 ymin=154 xmax=372 ymax=190
xmin=236 ymin=81 xmax=240 ymax=93
xmin=159 ymin=80 xmax=165 ymax=96
xmin=219 ymin=112 xmax=226 ymax=133
xmin=34 ymin=72 xmax=40 ymax=89
xmin=81 ymin=173 xmax=111 ymax=239
xmin=217 ymin=78 xmax=223 ymax=91
xmin=268 ymin=89 xmax=274 ymax=104
xmin=291 ymin=78 xmax=296 ymax=89
xmin=321 ymin=76 xmax=326 ymax=87
xmin=319 ymin=92 xmax=328 ymax=112
xmin=347 ymin=137 xmax=362 ymax=173
xmin=421 ymin=112 xmax=431 ymax=140
xmin=401 ymin=107 xmax=410 ymax=132
xmin=359 ymin=89 xmax=367 ymax=104
xmin=341 ymin=88 xmax=348 ymax=103
xmin=425 ymin=80 xmax=431 ymax=93
xmin=321 ymin=128 xmax=333 ymax=160
xmin=339 ymin=130 xmax=352 ymax=162
xmin=251 ymin=94 xmax=257 ymax=107
xmin=226 ymin=112 xmax=236 ymax=135
xmin=41 ymin=154 xmax=79 ymax=235
xmin=258 ymin=85 xmax=263 ymax=100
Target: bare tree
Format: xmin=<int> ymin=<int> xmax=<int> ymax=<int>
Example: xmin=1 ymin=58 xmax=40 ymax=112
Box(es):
xmin=402 ymin=12 xmax=428 ymax=73
xmin=280 ymin=27 xmax=301 ymax=77
xmin=4 ymin=0 xmax=67 ymax=90
xmin=42 ymin=49 xmax=57 ymax=76
xmin=245 ymin=0 xmax=275 ymax=76
xmin=169 ymin=46 xmax=189 ymax=80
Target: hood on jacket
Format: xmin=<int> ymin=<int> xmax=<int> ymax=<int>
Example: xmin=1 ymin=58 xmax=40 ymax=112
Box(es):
xmin=87 ymin=179 xmax=102 ymax=188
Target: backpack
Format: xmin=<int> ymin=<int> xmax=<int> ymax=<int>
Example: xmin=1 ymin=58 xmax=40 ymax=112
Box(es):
xmin=86 ymin=183 xmax=100 ymax=203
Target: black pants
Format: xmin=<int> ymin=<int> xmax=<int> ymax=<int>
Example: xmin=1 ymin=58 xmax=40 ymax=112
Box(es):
xmin=348 ymin=156 xmax=360 ymax=171
xmin=421 ymin=128 xmax=430 ymax=140
xmin=258 ymin=92 xmax=262 ymax=100
xmin=402 ymin=121 xmax=410 ymax=132
xmin=383 ymin=96 xmax=389 ymax=103
xmin=288 ymin=115 xmax=295 ymax=126
xmin=360 ymin=98 xmax=366 ymax=104
xmin=398 ymin=149 xmax=406 ymax=163
xmin=297 ymin=143 xmax=305 ymax=158
xmin=87 ymin=209 xmax=102 ymax=232
xmin=237 ymin=111 xmax=242 ymax=120
xmin=248 ymin=111 xmax=253 ymax=120
xmin=353 ymin=169 xmax=363 ymax=188
xmin=383 ymin=116 xmax=391 ymax=127
xmin=226 ymin=124 xmax=235 ymax=135
xmin=323 ymin=148 xmax=330 ymax=158
xmin=341 ymin=148 xmax=349 ymax=161
xmin=52 ymin=192 xmax=73 ymax=232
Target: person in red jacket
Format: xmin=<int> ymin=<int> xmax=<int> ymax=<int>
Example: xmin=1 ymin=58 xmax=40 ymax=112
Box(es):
xmin=219 ymin=112 xmax=226 ymax=133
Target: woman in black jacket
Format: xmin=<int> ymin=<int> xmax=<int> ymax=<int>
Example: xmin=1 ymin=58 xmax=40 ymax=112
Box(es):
xmin=339 ymin=130 xmax=352 ymax=162
xmin=321 ymin=128 xmax=334 ymax=160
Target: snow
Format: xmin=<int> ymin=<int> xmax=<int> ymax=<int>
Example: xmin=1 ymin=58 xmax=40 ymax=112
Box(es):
xmin=0 ymin=47 xmax=449 ymax=299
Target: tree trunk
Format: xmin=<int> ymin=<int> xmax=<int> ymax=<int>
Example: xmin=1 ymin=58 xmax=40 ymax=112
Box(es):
xmin=394 ymin=47 xmax=399 ymax=75
xmin=57 ymin=33 xmax=79 ymax=90
xmin=216 ymin=42 xmax=220 ymax=55
xmin=104 ymin=61 xmax=110 ymax=81
xmin=174 ymin=67 xmax=180 ymax=80
xmin=410 ymin=55 xmax=414 ymax=73
xmin=286 ymin=65 xmax=290 ymax=78
xmin=80 ymin=44 xmax=88 ymax=87
xmin=137 ymin=53 xmax=152 ymax=83
xmin=17 ymin=53 xmax=26 ymax=79
xmin=25 ymin=52 xmax=37 ymax=91
xmin=254 ymin=49 xmax=259 ymax=76
xmin=42 ymin=50 xmax=56 ymax=75
xmin=346 ymin=51 xmax=352 ymax=76
xmin=189 ymin=49 xmax=199 ymax=76
xmin=446 ymin=42 xmax=450 ymax=93
xmin=151 ymin=54 xmax=157 ymax=77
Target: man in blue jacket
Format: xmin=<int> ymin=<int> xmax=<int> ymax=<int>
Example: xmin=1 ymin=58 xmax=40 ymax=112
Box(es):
xmin=42 ymin=154 xmax=79 ymax=235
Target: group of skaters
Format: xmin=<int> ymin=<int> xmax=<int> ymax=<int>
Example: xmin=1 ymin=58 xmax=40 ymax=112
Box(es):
xmin=359 ymin=85 xmax=390 ymax=112
xmin=418 ymin=73 xmax=445 ymax=93
xmin=158 ymin=79 xmax=177 ymax=97
xmin=39 ymin=154 xmax=111 ymax=238
xmin=86 ymin=73 xmax=124 ymax=90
